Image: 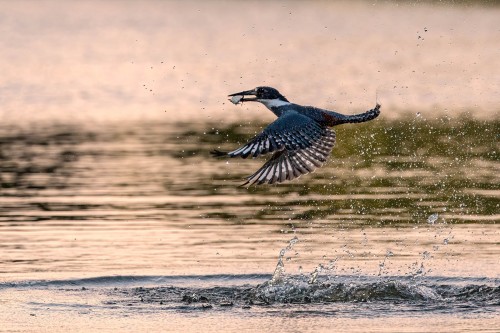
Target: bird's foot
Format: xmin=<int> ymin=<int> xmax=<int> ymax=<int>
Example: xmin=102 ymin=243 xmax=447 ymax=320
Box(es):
xmin=210 ymin=149 xmax=229 ymax=157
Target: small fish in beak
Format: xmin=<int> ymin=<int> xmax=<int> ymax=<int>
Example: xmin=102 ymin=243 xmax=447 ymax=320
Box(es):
xmin=228 ymin=89 xmax=258 ymax=105
xmin=230 ymin=95 xmax=244 ymax=105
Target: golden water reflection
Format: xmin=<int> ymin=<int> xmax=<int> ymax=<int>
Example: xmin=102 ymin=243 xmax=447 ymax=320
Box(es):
xmin=0 ymin=118 xmax=498 ymax=281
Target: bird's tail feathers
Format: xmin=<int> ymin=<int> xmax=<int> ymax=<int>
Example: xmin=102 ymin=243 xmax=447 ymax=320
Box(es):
xmin=344 ymin=104 xmax=381 ymax=124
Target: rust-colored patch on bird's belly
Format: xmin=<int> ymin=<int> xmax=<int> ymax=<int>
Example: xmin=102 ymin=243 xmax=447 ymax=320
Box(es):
xmin=321 ymin=112 xmax=343 ymax=126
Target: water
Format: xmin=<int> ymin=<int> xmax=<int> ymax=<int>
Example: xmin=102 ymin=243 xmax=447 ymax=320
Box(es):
xmin=2 ymin=277 xmax=498 ymax=333
xmin=1 ymin=118 xmax=498 ymax=331
xmin=1 ymin=1 xmax=499 ymax=332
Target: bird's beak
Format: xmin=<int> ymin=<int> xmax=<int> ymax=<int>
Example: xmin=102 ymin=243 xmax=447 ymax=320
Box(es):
xmin=228 ymin=89 xmax=258 ymax=102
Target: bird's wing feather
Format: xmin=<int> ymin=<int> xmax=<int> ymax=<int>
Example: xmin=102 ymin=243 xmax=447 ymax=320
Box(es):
xmin=242 ymin=127 xmax=336 ymax=186
xmin=227 ymin=112 xmax=324 ymax=159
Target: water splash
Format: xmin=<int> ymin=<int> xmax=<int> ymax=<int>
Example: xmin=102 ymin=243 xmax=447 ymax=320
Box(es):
xmin=378 ymin=250 xmax=394 ymax=276
xmin=308 ymin=264 xmax=323 ymax=284
xmin=269 ymin=236 xmax=299 ymax=285
xmin=411 ymin=262 xmax=427 ymax=279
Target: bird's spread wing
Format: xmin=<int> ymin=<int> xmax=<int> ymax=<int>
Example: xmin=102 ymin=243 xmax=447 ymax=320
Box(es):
xmin=232 ymin=112 xmax=336 ymax=185
xmin=242 ymin=129 xmax=335 ymax=186
xmin=211 ymin=112 xmax=336 ymax=185
xmin=218 ymin=112 xmax=327 ymax=159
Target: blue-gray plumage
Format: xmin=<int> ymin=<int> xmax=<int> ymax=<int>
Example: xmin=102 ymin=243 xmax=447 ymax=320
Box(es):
xmin=211 ymin=86 xmax=380 ymax=186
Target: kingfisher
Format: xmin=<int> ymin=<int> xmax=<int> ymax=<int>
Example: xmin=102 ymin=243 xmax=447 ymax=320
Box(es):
xmin=211 ymin=86 xmax=380 ymax=186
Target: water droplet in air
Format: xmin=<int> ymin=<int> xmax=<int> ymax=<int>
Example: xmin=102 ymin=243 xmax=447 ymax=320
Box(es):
xmin=422 ymin=251 xmax=431 ymax=259
xmin=427 ymin=213 xmax=438 ymax=224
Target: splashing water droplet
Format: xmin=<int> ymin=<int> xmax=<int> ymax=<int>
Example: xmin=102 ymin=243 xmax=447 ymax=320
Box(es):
xmin=309 ymin=264 xmax=323 ymax=284
xmin=427 ymin=213 xmax=438 ymax=224
xmin=413 ymin=262 xmax=426 ymax=277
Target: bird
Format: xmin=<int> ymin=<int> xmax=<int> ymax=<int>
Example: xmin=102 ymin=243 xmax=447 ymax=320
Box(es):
xmin=211 ymin=86 xmax=380 ymax=186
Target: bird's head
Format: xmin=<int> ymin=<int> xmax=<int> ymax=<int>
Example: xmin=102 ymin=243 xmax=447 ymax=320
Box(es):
xmin=229 ymin=86 xmax=289 ymax=108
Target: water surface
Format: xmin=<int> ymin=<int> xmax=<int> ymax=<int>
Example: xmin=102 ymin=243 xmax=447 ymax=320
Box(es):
xmin=0 ymin=117 xmax=498 ymax=332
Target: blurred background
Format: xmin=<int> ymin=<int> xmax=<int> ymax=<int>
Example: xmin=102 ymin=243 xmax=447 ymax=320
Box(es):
xmin=1 ymin=0 xmax=499 ymax=125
